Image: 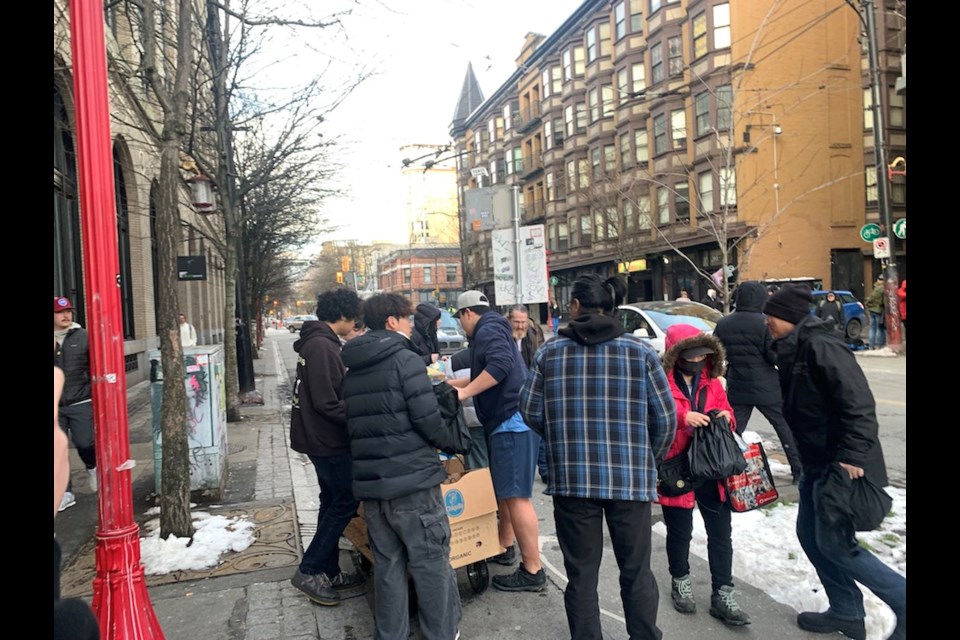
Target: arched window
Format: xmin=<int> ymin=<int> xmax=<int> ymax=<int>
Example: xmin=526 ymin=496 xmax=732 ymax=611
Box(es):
xmin=54 ymin=83 xmax=85 ymax=324
xmin=113 ymin=145 xmax=136 ymax=339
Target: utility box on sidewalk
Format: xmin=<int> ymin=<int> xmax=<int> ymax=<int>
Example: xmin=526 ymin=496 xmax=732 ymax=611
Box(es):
xmin=148 ymin=346 xmax=228 ymax=499
xmin=441 ymin=467 xmax=501 ymax=569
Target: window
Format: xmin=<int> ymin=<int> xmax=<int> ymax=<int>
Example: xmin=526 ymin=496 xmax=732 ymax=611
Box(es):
xmin=446 ymin=266 xmax=457 ymax=282
xmin=403 ymin=267 xmax=411 ymax=284
xmin=695 ymin=91 xmax=709 ymax=136
xmin=559 ymin=219 xmax=569 ymax=250
xmin=587 ymin=29 xmax=597 ymax=64
xmin=675 ymin=182 xmax=690 ymax=221
xmin=565 ymin=105 xmax=575 ymax=136
xmin=713 ymin=3 xmax=731 ymax=49
xmin=631 ymin=3 xmax=643 ymax=32
xmin=546 ymin=172 xmax=556 ymax=200
xmin=863 ymin=89 xmax=873 ymax=129
xmin=552 ymin=117 xmax=564 ymax=146
xmin=668 ymin=36 xmax=683 ymax=77
xmin=716 ymin=84 xmax=732 ymax=130
xmin=511 ymin=147 xmax=523 ymax=173
xmin=576 ymin=102 xmax=587 ymax=133
xmin=574 ymin=46 xmax=585 ymax=76
xmin=635 ymin=128 xmax=649 ymax=163
xmin=542 ymin=69 xmax=551 ymax=98
xmin=638 ymin=194 xmax=652 ymax=228
xmin=503 ymin=104 xmax=513 ymax=130
xmin=544 ymin=121 xmax=553 ymax=150
xmin=563 ymin=49 xmax=573 ymax=82
xmin=602 ymin=84 xmax=614 ymax=118
xmin=490 ymin=159 xmax=498 ymax=185
xmin=620 ymin=132 xmax=631 ymax=169
xmin=699 ymin=170 xmax=714 ymax=213
xmin=568 ymin=215 xmax=578 ymax=247
xmin=591 ymin=147 xmax=602 ymax=177
xmin=547 ymin=222 xmax=556 ymax=252
xmin=617 ymin=68 xmax=629 ymax=103
xmin=606 ymin=206 xmax=619 ymax=238
xmin=865 ymin=166 xmax=878 ymax=206
xmin=578 ymin=158 xmax=591 ymax=188
xmin=581 ymin=214 xmax=593 ymax=245
xmin=719 ymin=166 xmax=737 ymax=207
xmin=589 ymin=88 xmax=600 ymax=122
xmin=474 ymin=131 xmax=483 ymax=156
xmin=890 ymin=175 xmax=906 ymax=204
xmin=672 ymin=110 xmax=686 ymax=149
xmin=604 ymin=144 xmax=617 ymax=173
xmin=651 ymin=43 xmax=663 ymax=84
xmin=632 ymin=62 xmax=646 ymax=95
xmin=549 ymin=67 xmax=562 ymax=94
xmin=423 ymin=266 xmax=432 ymax=284
xmin=488 ymin=118 xmax=497 ymax=143
xmin=889 ymin=87 xmax=904 ymax=127
xmin=599 ymin=22 xmax=611 ymax=58
xmin=693 ymin=12 xmax=708 ymax=59
xmin=624 ymin=199 xmax=636 ymax=232
xmin=594 ymin=209 xmax=606 ymax=239
xmin=657 ymin=186 xmax=670 ymax=223
xmin=567 ymin=160 xmax=577 ymax=193
xmin=654 ymin=114 xmax=667 ymax=155
xmin=615 ymin=2 xmax=626 ymax=39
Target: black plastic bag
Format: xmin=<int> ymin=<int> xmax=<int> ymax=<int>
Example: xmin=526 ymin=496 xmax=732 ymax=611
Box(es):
xmin=658 ymin=454 xmax=697 ymax=497
xmin=818 ymin=463 xmax=893 ymax=531
xmin=688 ymin=410 xmax=747 ymax=481
xmin=432 ymin=381 xmax=473 ymax=455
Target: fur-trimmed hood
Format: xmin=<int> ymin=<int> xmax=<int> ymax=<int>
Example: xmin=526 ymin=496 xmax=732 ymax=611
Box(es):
xmin=661 ymin=323 xmax=726 ymax=378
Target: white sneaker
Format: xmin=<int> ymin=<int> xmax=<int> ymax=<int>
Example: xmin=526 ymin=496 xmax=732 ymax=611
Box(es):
xmin=59 ymin=491 xmax=77 ymax=512
xmin=87 ymin=468 xmax=98 ymax=492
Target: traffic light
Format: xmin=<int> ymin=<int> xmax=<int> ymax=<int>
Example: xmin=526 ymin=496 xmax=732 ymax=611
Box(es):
xmin=341 ymin=256 xmax=350 ymax=272
xmin=336 ymin=271 xmax=344 ymax=284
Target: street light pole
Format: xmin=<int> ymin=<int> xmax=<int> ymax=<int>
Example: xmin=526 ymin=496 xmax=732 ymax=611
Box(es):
xmin=67 ymin=1 xmax=163 ymax=637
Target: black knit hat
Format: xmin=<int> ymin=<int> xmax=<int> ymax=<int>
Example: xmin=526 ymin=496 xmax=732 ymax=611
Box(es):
xmin=763 ymin=285 xmax=813 ymax=325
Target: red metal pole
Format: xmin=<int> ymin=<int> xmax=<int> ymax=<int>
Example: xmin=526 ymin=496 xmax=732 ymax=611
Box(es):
xmin=67 ymin=2 xmax=164 ymax=638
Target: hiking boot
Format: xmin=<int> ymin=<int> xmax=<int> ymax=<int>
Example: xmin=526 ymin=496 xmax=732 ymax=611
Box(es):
xmin=87 ymin=468 xmax=98 ymax=493
xmin=710 ymin=585 xmax=751 ymax=626
xmin=797 ymin=611 xmax=865 ymax=639
xmin=58 ymin=491 xmax=76 ymax=512
xmin=670 ymin=575 xmax=696 ymax=614
xmin=291 ymin=569 xmax=339 ymax=606
xmin=488 ymin=544 xmax=517 ymax=566
xmin=491 ymin=563 xmax=546 ymax=592
xmin=329 ymin=571 xmax=367 ymax=599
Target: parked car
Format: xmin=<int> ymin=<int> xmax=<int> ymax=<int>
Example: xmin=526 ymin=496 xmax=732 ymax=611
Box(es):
xmin=810 ymin=290 xmax=866 ymax=343
xmin=285 ymin=314 xmax=317 ymax=333
xmin=615 ymin=300 xmax=724 ymax=356
xmin=437 ymin=309 xmax=467 ymax=355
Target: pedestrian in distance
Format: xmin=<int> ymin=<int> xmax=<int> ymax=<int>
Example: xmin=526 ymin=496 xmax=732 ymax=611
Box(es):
xmin=815 ymin=291 xmax=846 ymax=341
xmin=701 ymin=287 xmax=723 ymax=311
xmin=507 ymin=304 xmax=548 ymax=484
xmin=520 ymin=274 xmax=676 ymax=640
xmin=447 ymin=290 xmax=545 ymax=593
xmin=53 ymin=296 xmax=97 ymax=510
xmin=178 ymin=313 xmax=198 ymax=347
xmin=676 ymin=289 xmax=691 ymax=301
xmin=865 ymin=277 xmax=887 ymax=349
xmin=341 ymin=293 xmax=462 ymax=640
xmin=657 ymin=323 xmax=751 ymax=626
xmin=410 ymin=302 xmax=442 ymax=365
xmin=764 ymin=285 xmax=905 ymax=640
xmin=896 ymin=279 xmax=906 ymax=337
xmin=289 ymin=288 xmax=367 ymax=607
xmin=549 ymin=299 xmax=561 ymax=334
xmin=713 ymin=281 xmax=803 ymax=481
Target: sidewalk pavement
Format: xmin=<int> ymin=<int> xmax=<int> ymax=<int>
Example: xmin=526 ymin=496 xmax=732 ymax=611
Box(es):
xmin=56 ymin=333 xmax=822 ymax=639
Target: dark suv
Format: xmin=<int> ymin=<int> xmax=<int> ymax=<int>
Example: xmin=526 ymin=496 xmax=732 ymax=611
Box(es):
xmin=810 ymin=290 xmax=866 ymax=343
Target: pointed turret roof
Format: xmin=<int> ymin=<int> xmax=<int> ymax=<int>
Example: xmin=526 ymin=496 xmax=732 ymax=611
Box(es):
xmin=450 ymin=62 xmax=485 ymax=137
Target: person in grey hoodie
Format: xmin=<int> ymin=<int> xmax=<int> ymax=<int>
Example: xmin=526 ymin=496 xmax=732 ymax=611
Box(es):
xmin=713 ymin=281 xmax=803 ymax=481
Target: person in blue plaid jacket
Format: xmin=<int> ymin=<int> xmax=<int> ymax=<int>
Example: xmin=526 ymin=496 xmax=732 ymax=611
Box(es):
xmin=519 ymin=273 xmax=676 ymax=640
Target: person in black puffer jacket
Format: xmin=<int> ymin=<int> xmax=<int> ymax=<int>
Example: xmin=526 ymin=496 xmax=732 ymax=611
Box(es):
xmin=341 ymin=293 xmax=461 ymax=639
xmin=713 ymin=281 xmax=803 ymax=481
xmin=410 ymin=302 xmax=442 ymax=365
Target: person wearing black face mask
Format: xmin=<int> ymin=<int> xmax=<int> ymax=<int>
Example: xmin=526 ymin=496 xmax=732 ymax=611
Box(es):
xmin=657 ymin=323 xmax=751 ymax=627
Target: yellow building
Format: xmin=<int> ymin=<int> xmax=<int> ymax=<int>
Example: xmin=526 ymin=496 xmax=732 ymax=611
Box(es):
xmin=401 ymin=144 xmax=461 ymax=246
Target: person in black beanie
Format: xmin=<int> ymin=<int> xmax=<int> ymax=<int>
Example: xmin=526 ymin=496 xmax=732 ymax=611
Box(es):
xmin=762 ymin=285 xmax=905 ymax=640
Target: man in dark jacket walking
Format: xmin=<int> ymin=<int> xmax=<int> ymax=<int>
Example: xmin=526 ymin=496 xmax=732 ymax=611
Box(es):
xmin=289 ymin=288 xmax=367 ymax=606
xmin=341 ymin=293 xmax=462 ymax=640
xmin=764 ymin=286 xmax=905 ymax=640
xmin=410 ymin=302 xmax=442 ymax=365
xmin=713 ymin=282 xmax=803 ymax=481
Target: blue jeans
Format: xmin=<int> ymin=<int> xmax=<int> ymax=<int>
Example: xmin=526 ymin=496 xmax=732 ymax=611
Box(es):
xmin=869 ymin=311 xmax=886 ymax=348
xmin=300 ymin=452 xmax=359 ymax=579
xmin=796 ymin=476 xmax=906 ymax=622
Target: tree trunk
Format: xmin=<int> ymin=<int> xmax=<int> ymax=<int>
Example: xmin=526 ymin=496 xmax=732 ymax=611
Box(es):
xmin=157 ymin=133 xmax=194 ymax=540
xmin=222 ymin=232 xmax=241 ymax=421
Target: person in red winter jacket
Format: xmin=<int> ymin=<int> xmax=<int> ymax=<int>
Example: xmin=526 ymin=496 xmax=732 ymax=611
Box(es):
xmin=897 ymin=279 xmax=906 ymax=334
xmin=657 ymin=323 xmax=750 ymax=626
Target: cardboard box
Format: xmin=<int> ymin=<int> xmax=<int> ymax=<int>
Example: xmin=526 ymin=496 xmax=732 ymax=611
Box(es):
xmin=441 ymin=468 xmax=501 ymax=569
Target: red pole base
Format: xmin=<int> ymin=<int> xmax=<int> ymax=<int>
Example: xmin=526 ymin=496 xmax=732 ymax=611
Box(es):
xmin=91 ymin=524 xmax=165 ymax=640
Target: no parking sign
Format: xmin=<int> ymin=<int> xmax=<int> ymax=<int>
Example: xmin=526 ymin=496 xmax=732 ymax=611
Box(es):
xmin=873 ymin=237 xmax=890 ymax=259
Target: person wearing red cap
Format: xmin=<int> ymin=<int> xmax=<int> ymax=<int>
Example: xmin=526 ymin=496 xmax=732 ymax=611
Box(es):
xmin=53 ymin=296 xmax=97 ymax=510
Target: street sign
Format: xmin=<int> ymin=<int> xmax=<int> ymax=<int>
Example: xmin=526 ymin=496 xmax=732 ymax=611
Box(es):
xmin=873 ymin=237 xmax=890 ymax=259
xmin=893 ymin=218 xmax=906 ymax=239
xmin=860 ymin=223 xmax=882 ymax=242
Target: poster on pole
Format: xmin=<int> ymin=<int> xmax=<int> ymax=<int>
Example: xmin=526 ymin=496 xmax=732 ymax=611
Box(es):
xmin=492 ymin=228 xmax=516 ymax=305
xmin=519 ymin=224 xmax=548 ymax=304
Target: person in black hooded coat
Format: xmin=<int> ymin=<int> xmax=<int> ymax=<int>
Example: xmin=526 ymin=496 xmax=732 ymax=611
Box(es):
xmin=713 ymin=281 xmax=803 ymax=481
xmin=410 ymin=302 xmax=442 ymax=365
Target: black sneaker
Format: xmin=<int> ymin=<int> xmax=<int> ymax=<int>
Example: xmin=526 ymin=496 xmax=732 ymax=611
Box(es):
xmin=709 ymin=585 xmax=750 ymax=626
xmin=670 ymin=575 xmax=696 ymax=614
xmin=291 ymin=569 xmax=340 ymax=606
xmin=491 ymin=563 xmax=546 ymax=592
xmin=797 ymin=611 xmax=865 ymax=639
xmin=330 ymin=571 xmax=367 ymax=599
xmin=488 ymin=544 xmax=517 ymax=566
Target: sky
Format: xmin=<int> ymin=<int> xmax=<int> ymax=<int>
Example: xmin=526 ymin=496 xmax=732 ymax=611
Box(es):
xmin=138 ymin=428 xmax=905 ymax=640
xmin=251 ymin=0 xmax=587 ymax=247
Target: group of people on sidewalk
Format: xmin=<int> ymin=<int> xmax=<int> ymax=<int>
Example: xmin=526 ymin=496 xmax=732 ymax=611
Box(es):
xmin=287 ymin=276 xmax=905 ymax=640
